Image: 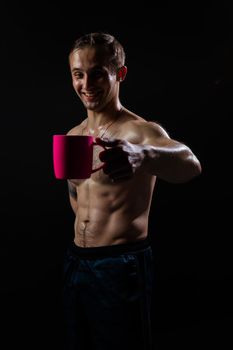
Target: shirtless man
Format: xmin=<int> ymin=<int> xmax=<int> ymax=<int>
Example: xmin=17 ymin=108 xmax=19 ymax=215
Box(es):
xmin=62 ymin=32 xmax=202 ymax=350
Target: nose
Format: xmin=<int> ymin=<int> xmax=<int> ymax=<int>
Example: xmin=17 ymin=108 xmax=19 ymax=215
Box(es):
xmin=83 ymin=74 xmax=93 ymax=90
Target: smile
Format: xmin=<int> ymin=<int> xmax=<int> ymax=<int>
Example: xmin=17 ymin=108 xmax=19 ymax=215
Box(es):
xmin=82 ymin=91 xmax=100 ymax=101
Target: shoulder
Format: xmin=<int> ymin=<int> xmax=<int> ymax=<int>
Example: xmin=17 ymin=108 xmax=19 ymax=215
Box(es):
xmin=130 ymin=119 xmax=168 ymax=132
xmin=142 ymin=120 xmax=170 ymax=138
xmin=119 ymin=113 xmax=170 ymax=143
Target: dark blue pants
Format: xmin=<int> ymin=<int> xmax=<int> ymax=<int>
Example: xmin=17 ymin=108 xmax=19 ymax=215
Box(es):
xmin=63 ymin=238 xmax=154 ymax=350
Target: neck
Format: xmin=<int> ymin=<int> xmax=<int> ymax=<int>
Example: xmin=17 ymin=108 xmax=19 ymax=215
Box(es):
xmin=82 ymin=104 xmax=123 ymax=138
xmin=86 ymin=102 xmax=123 ymax=130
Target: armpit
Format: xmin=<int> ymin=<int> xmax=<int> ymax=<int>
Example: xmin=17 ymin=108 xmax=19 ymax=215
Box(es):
xmin=68 ymin=181 xmax=77 ymax=199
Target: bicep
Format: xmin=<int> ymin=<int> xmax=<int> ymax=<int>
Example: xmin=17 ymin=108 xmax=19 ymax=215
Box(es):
xmin=144 ymin=122 xmax=192 ymax=153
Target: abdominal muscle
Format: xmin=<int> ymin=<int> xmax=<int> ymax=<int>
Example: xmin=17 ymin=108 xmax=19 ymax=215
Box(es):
xmin=73 ymin=172 xmax=156 ymax=247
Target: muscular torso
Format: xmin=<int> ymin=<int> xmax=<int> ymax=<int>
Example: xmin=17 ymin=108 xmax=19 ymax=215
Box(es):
xmin=68 ymin=111 xmax=156 ymax=247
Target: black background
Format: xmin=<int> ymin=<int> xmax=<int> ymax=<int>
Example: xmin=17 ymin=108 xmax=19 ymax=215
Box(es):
xmin=1 ymin=2 xmax=232 ymax=349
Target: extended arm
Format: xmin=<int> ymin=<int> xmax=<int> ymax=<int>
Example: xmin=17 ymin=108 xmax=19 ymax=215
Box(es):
xmin=140 ymin=122 xmax=202 ymax=183
xmin=97 ymin=121 xmax=202 ymax=184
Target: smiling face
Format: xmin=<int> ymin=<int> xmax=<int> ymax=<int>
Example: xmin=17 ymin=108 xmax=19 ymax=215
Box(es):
xmin=69 ymin=46 xmax=120 ymax=112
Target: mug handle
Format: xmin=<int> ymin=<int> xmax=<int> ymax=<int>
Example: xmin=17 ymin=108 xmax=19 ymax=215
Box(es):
xmin=91 ymin=142 xmax=106 ymax=173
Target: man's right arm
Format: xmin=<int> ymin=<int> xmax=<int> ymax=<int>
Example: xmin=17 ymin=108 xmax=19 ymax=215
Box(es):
xmin=67 ymin=180 xmax=78 ymax=214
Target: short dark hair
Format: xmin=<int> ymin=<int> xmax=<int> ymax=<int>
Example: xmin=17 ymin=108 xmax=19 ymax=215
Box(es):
xmin=70 ymin=32 xmax=126 ymax=72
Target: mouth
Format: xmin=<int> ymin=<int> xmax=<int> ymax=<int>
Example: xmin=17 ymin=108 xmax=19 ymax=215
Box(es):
xmin=82 ymin=91 xmax=101 ymax=102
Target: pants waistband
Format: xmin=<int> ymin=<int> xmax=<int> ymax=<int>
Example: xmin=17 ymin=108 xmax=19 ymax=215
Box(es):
xmin=68 ymin=238 xmax=151 ymax=259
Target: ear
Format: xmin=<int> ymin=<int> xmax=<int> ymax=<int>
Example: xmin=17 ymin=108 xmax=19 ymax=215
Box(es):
xmin=117 ymin=66 xmax=127 ymax=82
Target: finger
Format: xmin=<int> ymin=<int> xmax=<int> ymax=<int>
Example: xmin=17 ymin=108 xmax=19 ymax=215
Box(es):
xmin=95 ymin=137 xmax=121 ymax=148
xmin=103 ymin=161 xmax=131 ymax=175
xmin=99 ymin=147 xmax=126 ymax=162
xmin=110 ymin=174 xmax=133 ymax=184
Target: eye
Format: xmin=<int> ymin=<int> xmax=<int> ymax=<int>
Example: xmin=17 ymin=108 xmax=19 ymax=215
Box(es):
xmin=92 ymin=70 xmax=104 ymax=79
xmin=73 ymin=72 xmax=83 ymax=79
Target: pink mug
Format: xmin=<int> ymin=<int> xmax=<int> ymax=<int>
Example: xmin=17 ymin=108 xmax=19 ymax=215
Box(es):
xmin=53 ymin=135 xmax=105 ymax=179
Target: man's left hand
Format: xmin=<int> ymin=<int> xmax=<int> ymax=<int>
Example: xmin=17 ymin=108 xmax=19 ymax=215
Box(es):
xmin=96 ymin=137 xmax=146 ymax=183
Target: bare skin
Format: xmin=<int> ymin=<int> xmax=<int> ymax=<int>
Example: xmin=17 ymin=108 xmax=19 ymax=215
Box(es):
xmin=66 ymin=46 xmax=202 ymax=247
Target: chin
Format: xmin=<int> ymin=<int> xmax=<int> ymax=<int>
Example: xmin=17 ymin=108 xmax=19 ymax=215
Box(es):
xmin=84 ymin=102 xmax=102 ymax=111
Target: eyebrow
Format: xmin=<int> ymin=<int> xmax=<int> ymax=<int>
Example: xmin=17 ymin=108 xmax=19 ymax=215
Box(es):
xmin=71 ymin=68 xmax=82 ymax=73
xmin=71 ymin=65 xmax=105 ymax=73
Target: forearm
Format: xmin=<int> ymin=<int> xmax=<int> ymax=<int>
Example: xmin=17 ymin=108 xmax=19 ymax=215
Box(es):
xmin=142 ymin=143 xmax=202 ymax=183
